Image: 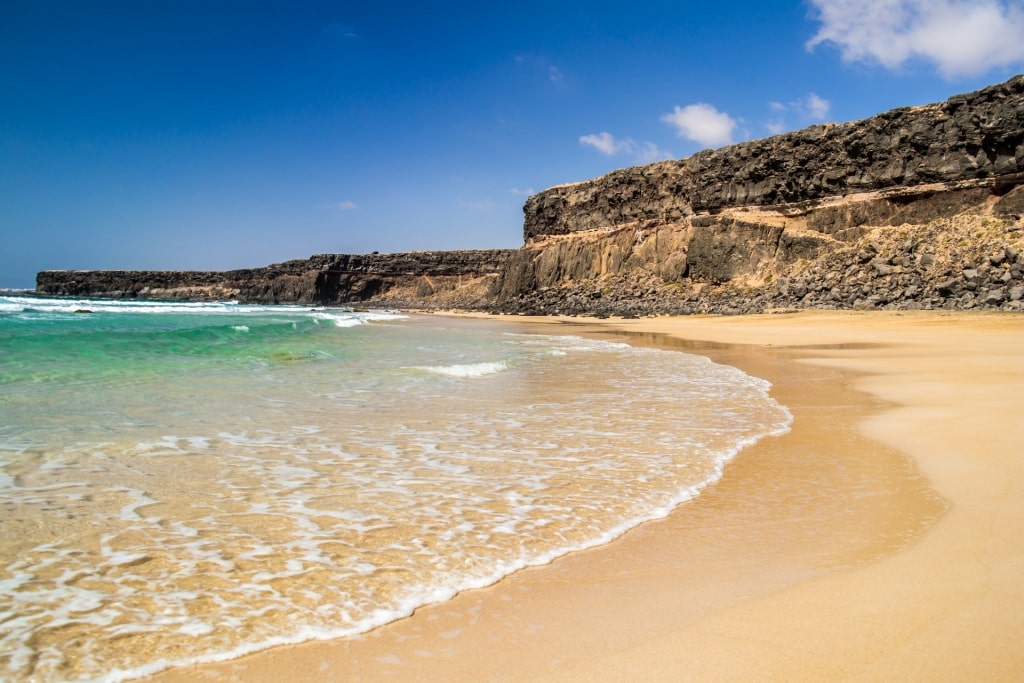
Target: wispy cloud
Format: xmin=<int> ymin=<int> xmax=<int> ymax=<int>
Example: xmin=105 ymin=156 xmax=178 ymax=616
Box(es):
xmin=805 ymin=93 xmax=831 ymax=119
xmin=323 ymin=23 xmax=358 ymax=40
xmin=580 ymin=132 xmax=632 ymax=156
xmin=336 ymin=200 xmax=358 ymax=210
xmin=807 ymin=0 xmax=1024 ymax=79
xmin=660 ymin=103 xmax=737 ymax=148
xmin=514 ymin=54 xmax=567 ymax=85
xmin=509 ymin=187 xmax=536 ymax=197
xmin=766 ymin=93 xmax=832 ymax=134
xmin=634 ymin=141 xmax=674 ymax=163
xmin=579 ymin=132 xmax=673 ymax=162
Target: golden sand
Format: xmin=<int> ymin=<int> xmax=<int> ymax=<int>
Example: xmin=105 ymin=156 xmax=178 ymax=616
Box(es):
xmin=148 ymin=311 xmax=1024 ymax=682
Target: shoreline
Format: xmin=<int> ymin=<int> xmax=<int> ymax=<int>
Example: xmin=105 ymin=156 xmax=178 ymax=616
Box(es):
xmin=147 ymin=310 xmax=1024 ymax=681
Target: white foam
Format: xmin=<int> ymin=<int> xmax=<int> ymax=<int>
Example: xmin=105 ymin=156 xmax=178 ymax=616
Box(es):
xmin=0 ymin=296 xmax=409 ymax=323
xmin=116 ymin=488 xmax=157 ymax=521
xmin=312 ymin=312 xmax=364 ymax=327
xmin=1 ymin=296 xmax=270 ymax=315
xmin=410 ymin=360 xmax=510 ymax=378
xmin=313 ymin=310 xmax=408 ymax=328
xmin=0 ymin=313 xmax=795 ymax=682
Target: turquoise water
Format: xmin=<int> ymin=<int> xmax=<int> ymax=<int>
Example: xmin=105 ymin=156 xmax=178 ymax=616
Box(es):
xmin=0 ymin=296 xmax=791 ymax=681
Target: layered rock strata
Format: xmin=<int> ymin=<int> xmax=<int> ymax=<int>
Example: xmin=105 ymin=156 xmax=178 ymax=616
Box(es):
xmin=523 ymin=76 xmax=1023 ymax=239
xmin=496 ymin=76 xmax=1024 ymax=315
xmin=494 ymin=180 xmax=1024 ymax=316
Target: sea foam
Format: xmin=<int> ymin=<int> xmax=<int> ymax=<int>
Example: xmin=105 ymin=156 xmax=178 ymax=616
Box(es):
xmin=410 ymin=360 xmax=511 ymax=377
xmin=0 ymin=302 xmax=791 ymax=682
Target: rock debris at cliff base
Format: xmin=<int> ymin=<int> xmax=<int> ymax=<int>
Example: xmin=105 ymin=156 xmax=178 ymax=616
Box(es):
xmin=490 ymin=212 xmax=1024 ymax=317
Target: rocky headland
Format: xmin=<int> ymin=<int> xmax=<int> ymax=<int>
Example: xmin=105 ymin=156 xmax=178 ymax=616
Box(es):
xmin=36 ymin=250 xmax=516 ymax=309
xmin=36 ymin=75 xmax=1024 ymax=315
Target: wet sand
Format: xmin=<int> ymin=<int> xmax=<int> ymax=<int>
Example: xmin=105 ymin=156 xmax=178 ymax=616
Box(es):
xmin=148 ymin=311 xmax=1024 ymax=682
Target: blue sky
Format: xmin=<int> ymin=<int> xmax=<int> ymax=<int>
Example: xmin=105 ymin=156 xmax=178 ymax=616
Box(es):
xmin=2 ymin=1 xmax=1024 ymax=288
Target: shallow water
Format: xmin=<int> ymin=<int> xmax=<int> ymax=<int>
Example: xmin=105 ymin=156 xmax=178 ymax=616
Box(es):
xmin=0 ymin=297 xmax=791 ymax=681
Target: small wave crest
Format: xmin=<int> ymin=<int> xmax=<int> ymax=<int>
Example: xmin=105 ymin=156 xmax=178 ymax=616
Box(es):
xmin=0 ymin=296 xmax=410 ymax=331
xmin=411 ymin=361 xmax=511 ymax=378
xmin=311 ymin=312 xmax=364 ymax=328
xmin=0 ymin=296 xmax=266 ymax=315
xmin=312 ymin=310 xmax=407 ymax=327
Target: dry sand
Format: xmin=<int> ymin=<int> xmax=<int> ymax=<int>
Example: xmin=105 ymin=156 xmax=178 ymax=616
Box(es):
xmin=149 ymin=311 xmax=1024 ymax=682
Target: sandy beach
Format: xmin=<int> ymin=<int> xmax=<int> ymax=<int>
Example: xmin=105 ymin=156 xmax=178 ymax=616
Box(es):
xmin=149 ymin=310 xmax=1024 ymax=682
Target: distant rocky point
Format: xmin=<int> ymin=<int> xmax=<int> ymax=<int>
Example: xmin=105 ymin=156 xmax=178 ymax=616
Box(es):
xmin=36 ymin=251 xmax=515 ymax=310
xmin=37 ymin=75 xmax=1024 ymax=315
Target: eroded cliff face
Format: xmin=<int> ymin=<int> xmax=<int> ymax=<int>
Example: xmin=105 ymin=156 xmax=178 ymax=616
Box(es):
xmin=523 ymin=76 xmax=1024 ymax=240
xmin=496 ymin=76 xmax=1024 ymax=315
xmin=494 ymin=185 xmax=1024 ymax=316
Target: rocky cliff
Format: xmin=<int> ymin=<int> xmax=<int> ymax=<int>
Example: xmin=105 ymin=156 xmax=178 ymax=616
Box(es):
xmin=496 ymin=75 xmax=1024 ymax=315
xmin=37 ymin=250 xmax=515 ymax=308
xmin=523 ymin=76 xmax=1023 ymax=239
xmin=36 ymin=76 xmax=1024 ymax=315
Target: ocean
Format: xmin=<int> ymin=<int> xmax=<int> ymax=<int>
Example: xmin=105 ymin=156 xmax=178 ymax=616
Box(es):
xmin=0 ymin=295 xmax=791 ymax=682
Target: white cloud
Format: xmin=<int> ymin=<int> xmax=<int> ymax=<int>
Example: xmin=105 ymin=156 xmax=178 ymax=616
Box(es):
xmin=579 ymin=131 xmax=633 ymax=156
xmin=805 ymin=93 xmax=831 ymax=120
xmin=509 ymin=187 xmax=536 ymax=196
xmin=579 ymin=132 xmax=672 ymax=162
xmin=660 ymin=103 xmax=737 ymax=148
xmin=791 ymin=93 xmax=832 ymax=120
xmin=764 ymin=92 xmax=832 ymax=135
xmin=336 ymin=200 xmax=358 ymax=210
xmin=807 ymin=0 xmax=1024 ymax=79
xmin=549 ymin=66 xmax=564 ymax=82
xmin=634 ymin=141 xmax=673 ymax=163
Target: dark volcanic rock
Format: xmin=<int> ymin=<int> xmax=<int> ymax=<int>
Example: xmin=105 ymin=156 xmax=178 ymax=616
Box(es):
xmin=37 ymin=250 xmax=515 ymax=306
xmin=523 ymin=76 xmax=1024 ymax=241
xmin=994 ymin=184 xmax=1024 ymax=219
xmin=686 ymin=219 xmax=784 ymax=284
